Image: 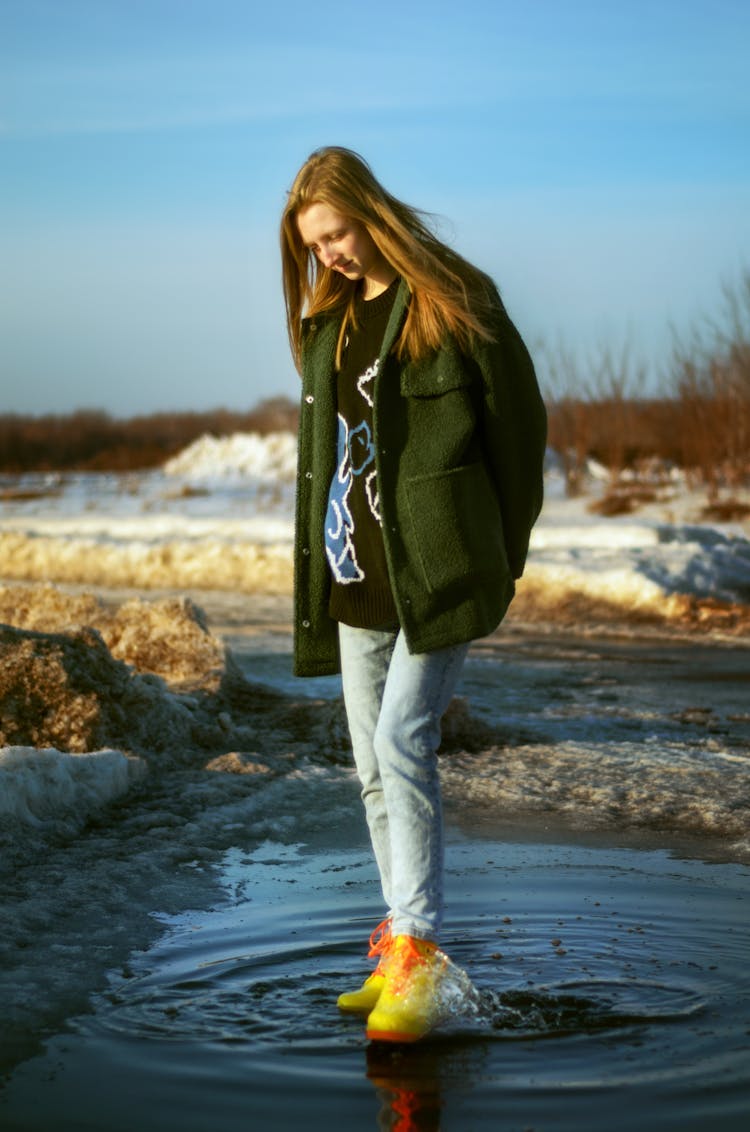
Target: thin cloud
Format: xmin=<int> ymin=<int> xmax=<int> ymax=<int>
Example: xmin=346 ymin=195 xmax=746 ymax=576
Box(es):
xmin=6 ymin=26 xmax=746 ymax=140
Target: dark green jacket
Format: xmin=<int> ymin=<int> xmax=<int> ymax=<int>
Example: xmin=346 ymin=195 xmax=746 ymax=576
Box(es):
xmin=293 ymin=278 xmax=547 ymax=676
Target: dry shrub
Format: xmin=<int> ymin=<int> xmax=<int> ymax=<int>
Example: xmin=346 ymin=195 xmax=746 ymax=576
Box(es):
xmin=542 ymin=269 xmax=750 ymax=498
xmin=542 ymin=339 xmax=658 ymax=493
xmin=670 ymin=272 xmax=750 ymax=498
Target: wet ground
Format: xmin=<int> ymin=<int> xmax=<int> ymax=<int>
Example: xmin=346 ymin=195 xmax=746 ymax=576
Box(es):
xmin=1 ymin=837 xmax=747 ymax=1132
xmin=1 ymin=595 xmax=749 ymax=1130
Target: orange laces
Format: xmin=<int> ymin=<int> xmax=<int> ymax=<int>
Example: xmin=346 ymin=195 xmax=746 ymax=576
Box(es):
xmin=386 ymin=936 xmax=436 ymax=995
xmin=368 ymin=917 xmax=393 ymax=959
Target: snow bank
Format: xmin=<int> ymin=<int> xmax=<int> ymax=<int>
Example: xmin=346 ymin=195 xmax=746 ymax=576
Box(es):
xmin=518 ymin=511 xmax=750 ymax=631
xmin=0 ymin=433 xmax=749 ymax=625
xmin=163 ymin=431 xmax=297 ymax=483
xmin=0 ymin=747 xmax=145 ymax=829
xmin=0 ymin=622 xmax=209 ymax=758
xmin=0 ymin=585 xmax=329 ymax=833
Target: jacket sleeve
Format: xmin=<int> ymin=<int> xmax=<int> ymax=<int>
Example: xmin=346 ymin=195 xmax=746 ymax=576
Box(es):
xmin=474 ymin=290 xmax=547 ymax=579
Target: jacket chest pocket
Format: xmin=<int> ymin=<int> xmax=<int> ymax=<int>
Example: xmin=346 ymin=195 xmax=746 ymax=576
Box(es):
xmin=399 ymin=348 xmax=474 ymax=398
xmin=398 ymin=350 xmax=479 ymax=470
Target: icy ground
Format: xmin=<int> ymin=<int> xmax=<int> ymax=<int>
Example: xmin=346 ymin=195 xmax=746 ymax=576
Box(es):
xmin=0 ymin=432 xmax=749 ymax=1076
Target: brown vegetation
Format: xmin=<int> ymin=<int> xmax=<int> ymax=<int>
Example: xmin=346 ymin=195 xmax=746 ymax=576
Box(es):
xmin=0 ymin=398 xmax=299 ymax=474
xmin=544 ymin=269 xmax=750 ymax=499
xmin=2 ymin=272 xmax=748 ymax=496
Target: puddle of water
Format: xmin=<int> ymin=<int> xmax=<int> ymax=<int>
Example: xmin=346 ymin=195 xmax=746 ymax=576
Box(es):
xmin=1 ymin=838 xmax=747 ymax=1132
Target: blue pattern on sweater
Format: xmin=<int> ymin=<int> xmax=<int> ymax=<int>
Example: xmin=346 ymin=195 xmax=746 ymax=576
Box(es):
xmin=325 ymin=413 xmax=378 ymax=583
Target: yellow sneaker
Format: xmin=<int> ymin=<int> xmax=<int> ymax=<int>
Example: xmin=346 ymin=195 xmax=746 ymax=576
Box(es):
xmin=337 ymin=970 xmax=386 ymax=1015
xmin=337 ymin=917 xmax=392 ymax=1015
xmin=365 ymin=934 xmax=447 ymax=1043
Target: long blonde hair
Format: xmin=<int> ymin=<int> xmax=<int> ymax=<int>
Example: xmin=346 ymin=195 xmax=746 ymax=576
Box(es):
xmin=280 ymin=146 xmax=498 ymax=372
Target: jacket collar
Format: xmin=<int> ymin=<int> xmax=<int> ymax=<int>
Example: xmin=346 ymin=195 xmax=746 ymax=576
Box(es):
xmin=301 ymin=277 xmax=410 ymax=355
xmin=377 ymin=277 xmax=410 ymax=365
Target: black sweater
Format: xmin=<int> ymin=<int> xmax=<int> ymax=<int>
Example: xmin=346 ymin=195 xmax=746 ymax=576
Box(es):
xmin=325 ymin=279 xmax=399 ymax=629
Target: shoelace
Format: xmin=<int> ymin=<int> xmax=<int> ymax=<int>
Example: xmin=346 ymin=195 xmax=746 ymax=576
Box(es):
xmin=368 ymin=917 xmax=393 ymax=962
xmin=386 ymin=936 xmax=436 ymax=996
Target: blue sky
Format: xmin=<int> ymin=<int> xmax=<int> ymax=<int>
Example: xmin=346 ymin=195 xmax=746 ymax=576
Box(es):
xmin=2 ymin=0 xmax=749 ymax=415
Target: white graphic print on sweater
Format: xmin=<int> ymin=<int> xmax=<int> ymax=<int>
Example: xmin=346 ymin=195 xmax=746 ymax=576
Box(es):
xmin=325 ymin=361 xmax=382 ymax=585
xmin=356 ymin=359 xmax=378 ymax=407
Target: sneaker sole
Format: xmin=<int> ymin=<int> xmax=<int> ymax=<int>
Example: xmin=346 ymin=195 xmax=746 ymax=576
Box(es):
xmin=366 ymin=1026 xmax=427 ymax=1043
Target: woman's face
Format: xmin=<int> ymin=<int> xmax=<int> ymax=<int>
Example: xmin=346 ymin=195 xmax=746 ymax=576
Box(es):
xmin=297 ymin=202 xmax=390 ymax=289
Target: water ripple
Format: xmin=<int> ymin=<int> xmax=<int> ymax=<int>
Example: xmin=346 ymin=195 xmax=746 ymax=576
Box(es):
xmin=2 ymin=839 xmax=748 ymax=1132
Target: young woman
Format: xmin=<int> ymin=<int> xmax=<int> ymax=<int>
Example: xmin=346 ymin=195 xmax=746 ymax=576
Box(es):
xmin=280 ymin=147 xmax=546 ymax=1042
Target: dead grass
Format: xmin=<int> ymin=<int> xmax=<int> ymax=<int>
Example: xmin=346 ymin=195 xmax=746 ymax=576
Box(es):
xmin=0 ymin=485 xmax=63 ymax=502
xmin=588 ymin=486 xmax=661 ymax=517
xmin=508 ymin=575 xmax=750 ymax=637
xmin=700 ymin=499 xmax=750 ymax=522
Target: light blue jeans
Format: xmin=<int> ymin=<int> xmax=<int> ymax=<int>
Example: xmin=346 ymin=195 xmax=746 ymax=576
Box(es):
xmin=338 ymin=623 xmax=469 ymax=942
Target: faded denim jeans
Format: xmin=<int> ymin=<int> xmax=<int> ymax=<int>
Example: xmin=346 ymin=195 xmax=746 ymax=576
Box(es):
xmin=338 ymin=623 xmax=469 ymax=941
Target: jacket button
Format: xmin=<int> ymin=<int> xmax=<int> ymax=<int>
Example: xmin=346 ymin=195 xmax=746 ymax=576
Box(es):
xmin=302 ymin=547 xmax=310 ymax=556
xmin=305 ymin=394 xmax=314 ymax=404
xmin=305 ymin=471 xmax=313 ymax=479
xmin=302 ymin=619 xmax=311 ymax=628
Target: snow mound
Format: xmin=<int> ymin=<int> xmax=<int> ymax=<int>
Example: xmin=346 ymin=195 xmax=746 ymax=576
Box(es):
xmin=0 ymin=747 xmax=145 ymax=829
xmin=0 ymin=587 xmax=256 ymax=836
xmin=0 ymin=623 xmax=202 ymax=757
xmin=0 ymin=583 xmax=353 ymax=769
xmin=0 ymin=584 xmax=231 ymax=689
xmin=163 ymin=431 xmax=297 ymax=482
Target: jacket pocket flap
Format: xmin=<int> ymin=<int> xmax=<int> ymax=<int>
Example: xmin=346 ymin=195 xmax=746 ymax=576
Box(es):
xmin=400 ymin=349 xmax=473 ymax=397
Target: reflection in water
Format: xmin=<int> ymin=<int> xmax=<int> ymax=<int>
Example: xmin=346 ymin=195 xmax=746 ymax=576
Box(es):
xmin=367 ymin=1043 xmax=445 ymax=1131
xmin=364 ymin=955 xmax=480 ymax=1130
